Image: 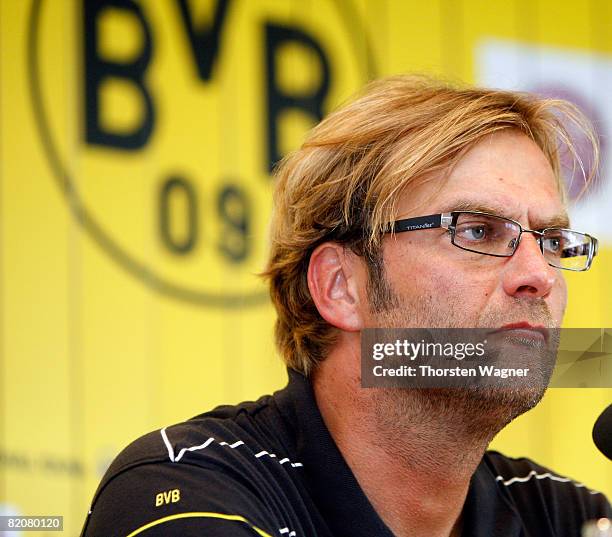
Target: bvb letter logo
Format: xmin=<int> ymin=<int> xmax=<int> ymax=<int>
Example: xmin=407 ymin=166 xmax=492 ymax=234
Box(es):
xmin=28 ymin=0 xmax=373 ymax=307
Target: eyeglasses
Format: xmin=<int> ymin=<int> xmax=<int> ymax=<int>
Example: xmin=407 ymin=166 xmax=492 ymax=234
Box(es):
xmin=387 ymin=211 xmax=598 ymax=272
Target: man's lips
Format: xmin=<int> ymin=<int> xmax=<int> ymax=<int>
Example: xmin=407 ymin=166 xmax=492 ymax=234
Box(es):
xmin=489 ymin=322 xmax=550 ymax=342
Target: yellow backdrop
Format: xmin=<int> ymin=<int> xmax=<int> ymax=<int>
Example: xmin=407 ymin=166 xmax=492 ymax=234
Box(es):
xmin=1 ymin=1 xmax=611 ymax=535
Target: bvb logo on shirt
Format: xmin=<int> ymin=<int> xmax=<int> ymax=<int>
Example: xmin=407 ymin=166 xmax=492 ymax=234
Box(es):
xmin=28 ymin=0 xmax=373 ymax=307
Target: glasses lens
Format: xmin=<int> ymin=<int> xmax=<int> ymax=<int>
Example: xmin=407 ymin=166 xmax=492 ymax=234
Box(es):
xmin=453 ymin=213 xmax=519 ymax=256
xmin=541 ymin=229 xmax=594 ymax=271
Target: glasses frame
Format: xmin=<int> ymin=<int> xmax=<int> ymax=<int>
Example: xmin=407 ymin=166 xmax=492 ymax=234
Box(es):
xmin=388 ymin=210 xmax=599 ymax=272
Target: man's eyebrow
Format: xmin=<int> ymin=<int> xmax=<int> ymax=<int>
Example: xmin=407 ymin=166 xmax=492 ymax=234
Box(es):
xmin=439 ymin=200 xmax=571 ymax=229
xmin=536 ymin=213 xmax=571 ymax=229
xmin=440 ymin=200 xmax=517 ymax=218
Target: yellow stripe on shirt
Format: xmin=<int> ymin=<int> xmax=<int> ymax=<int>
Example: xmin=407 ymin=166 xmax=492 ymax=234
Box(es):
xmin=125 ymin=511 xmax=275 ymax=537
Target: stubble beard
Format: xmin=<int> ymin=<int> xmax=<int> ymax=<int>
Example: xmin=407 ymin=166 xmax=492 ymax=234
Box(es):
xmin=365 ymin=284 xmax=558 ymax=449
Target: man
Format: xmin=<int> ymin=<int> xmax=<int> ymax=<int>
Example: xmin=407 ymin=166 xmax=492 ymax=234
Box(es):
xmin=81 ymin=75 xmax=610 ymax=537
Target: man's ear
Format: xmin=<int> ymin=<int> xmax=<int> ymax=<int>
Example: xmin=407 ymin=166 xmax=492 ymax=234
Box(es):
xmin=307 ymin=243 xmax=364 ymax=332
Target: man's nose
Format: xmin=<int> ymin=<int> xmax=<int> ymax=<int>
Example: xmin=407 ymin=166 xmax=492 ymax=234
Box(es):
xmin=501 ymin=232 xmax=557 ymax=298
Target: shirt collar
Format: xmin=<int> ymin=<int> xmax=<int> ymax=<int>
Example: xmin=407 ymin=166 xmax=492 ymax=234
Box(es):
xmin=462 ymin=457 xmax=524 ymax=537
xmin=275 ymin=368 xmax=394 ymax=536
xmin=274 ymin=367 xmax=524 ymax=537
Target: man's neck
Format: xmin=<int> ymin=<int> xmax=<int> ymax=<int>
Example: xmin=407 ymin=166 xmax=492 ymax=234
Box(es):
xmin=311 ymin=346 xmax=498 ymax=537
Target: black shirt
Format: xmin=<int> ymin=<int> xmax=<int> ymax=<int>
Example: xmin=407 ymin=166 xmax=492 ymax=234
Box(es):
xmin=81 ymin=369 xmax=611 ymax=536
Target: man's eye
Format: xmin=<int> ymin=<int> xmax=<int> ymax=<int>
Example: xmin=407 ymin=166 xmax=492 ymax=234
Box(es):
xmin=458 ymin=225 xmax=488 ymax=241
xmin=544 ymin=236 xmax=563 ymax=253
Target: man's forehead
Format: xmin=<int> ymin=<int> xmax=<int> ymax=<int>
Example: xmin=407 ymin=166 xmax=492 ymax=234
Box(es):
xmin=393 ymin=129 xmax=570 ymax=227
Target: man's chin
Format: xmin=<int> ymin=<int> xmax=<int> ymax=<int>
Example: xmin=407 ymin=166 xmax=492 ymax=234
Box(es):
xmin=416 ymin=385 xmax=547 ymax=435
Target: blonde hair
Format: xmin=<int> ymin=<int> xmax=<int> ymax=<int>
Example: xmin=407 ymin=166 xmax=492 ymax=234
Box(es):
xmin=260 ymin=74 xmax=598 ymax=376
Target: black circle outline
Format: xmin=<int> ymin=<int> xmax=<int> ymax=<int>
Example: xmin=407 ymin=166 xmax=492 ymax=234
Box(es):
xmin=27 ymin=0 xmax=376 ymax=308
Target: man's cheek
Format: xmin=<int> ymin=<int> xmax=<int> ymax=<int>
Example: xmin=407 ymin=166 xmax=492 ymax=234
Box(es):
xmin=552 ymin=276 xmax=568 ymax=323
xmin=434 ymin=270 xmax=481 ymax=297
